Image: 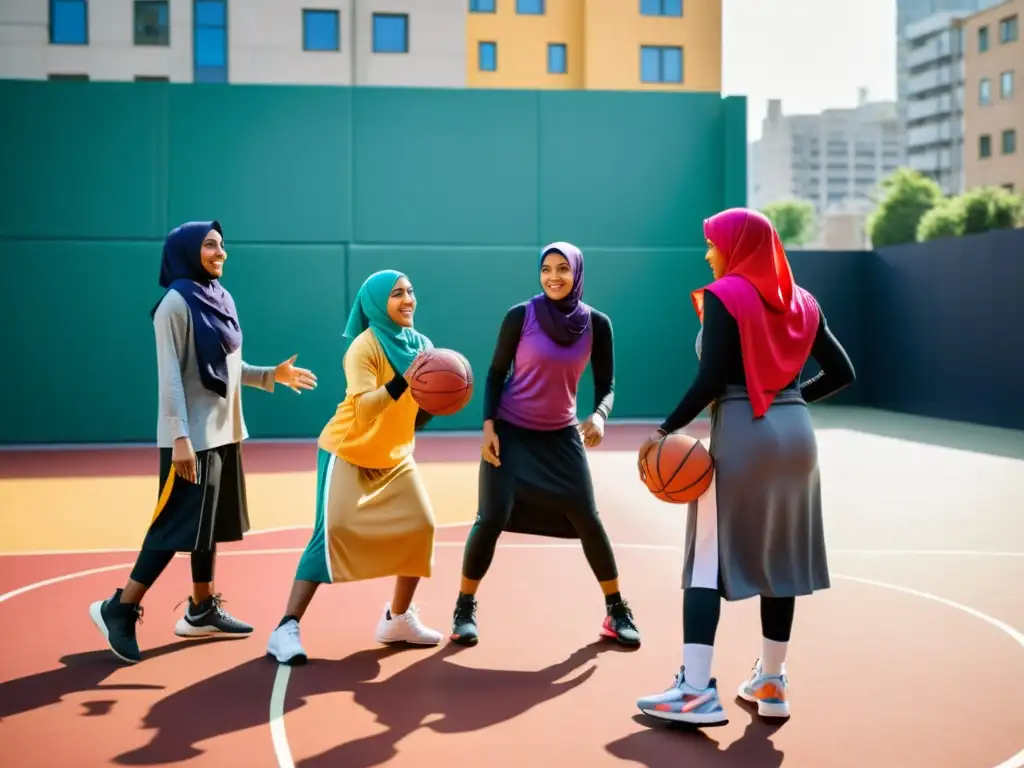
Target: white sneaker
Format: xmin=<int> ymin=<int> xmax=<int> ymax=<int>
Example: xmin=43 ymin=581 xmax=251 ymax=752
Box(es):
xmin=374 ymin=603 xmax=442 ymax=646
xmin=266 ymin=619 xmax=308 ymax=665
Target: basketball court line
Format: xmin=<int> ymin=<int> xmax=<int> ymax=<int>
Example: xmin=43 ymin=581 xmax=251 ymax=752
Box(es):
xmin=1 ymin=545 xmax=1022 ymax=768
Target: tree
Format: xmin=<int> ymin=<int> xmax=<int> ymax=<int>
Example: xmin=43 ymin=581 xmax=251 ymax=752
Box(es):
xmin=761 ymin=199 xmax=815 ymax=246
xmin=916 ymin=185 xmax=1024 ymax=242
xmin=916 ymin=197 xmax=964 ymax=241
xmin=867 ymin=168 xmax=943 ymax=247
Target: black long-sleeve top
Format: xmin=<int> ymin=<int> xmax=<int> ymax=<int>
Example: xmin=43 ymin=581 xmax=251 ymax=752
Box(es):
xmin=659 ymin=291 xmax=856 ymax=434
xmin=482 ymin=302 xmax=615 ymax=422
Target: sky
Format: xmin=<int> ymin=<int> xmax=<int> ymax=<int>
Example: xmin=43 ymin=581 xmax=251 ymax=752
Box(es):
xmin=721 ymin=0 xmax=898 ymax=140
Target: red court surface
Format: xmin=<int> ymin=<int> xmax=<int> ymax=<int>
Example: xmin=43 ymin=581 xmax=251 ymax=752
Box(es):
xmin=2 ymin=417 xmax=1023 ymax=767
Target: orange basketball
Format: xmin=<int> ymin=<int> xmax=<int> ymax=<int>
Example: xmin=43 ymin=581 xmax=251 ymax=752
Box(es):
xmin=407 ymin=348 xmax=474 ymax=416
xmin=640 ymin=432 xmax=714 ymax=504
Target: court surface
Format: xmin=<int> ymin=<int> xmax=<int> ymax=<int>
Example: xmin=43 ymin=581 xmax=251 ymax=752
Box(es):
xmin=1 ymin=408 xmax=1023 ymax=767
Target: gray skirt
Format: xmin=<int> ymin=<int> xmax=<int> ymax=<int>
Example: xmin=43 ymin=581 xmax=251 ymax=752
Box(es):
xmin=682 ymin=383 xmax=830 ymax=601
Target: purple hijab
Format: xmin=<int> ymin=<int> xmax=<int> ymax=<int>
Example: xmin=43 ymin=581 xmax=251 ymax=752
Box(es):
xmin=151 ymin=220 xmax=242 ymax=398
xmin=530 ymin=241 xmax=592 ymax=347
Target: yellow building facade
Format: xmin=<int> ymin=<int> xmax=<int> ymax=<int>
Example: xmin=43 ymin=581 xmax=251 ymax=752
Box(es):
xmin=465 ymin=0 xmax=722 ymax=92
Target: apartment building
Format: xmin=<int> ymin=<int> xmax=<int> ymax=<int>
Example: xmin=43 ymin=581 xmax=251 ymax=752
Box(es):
xmin=962 ymin=0 xmax=1021 ymax=192
xmin=748 ymin=95 xmax=902 ymax=220
xmin=896 ymin=0 xmax=1003 ymax=141
xmin=466 ymin=0 xmax=721 ymax=92
xmin=0 ymin=0 xmax=721 ymax=93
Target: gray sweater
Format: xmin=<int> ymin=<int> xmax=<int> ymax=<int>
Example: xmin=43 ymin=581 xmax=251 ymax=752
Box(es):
xmin=154 ymin=289 xmax=276 ymax=451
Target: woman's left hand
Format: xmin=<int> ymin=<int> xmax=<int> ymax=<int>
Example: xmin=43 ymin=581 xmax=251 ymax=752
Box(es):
xmin=637 ymin=429 xmax=667 ymax=483
xmin=579 ymin=413 xmax=605 ymax=448
xmin=274 ymin=354 xmax=318 ymax=393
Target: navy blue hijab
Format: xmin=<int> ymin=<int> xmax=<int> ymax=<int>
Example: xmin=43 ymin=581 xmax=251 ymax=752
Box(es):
xmin=152 ymin=220 xmax=242 ymax=398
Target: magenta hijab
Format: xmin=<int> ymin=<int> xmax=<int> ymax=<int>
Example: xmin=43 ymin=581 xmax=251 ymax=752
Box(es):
xmin=530 ymin=241 xmax=592 ymax=346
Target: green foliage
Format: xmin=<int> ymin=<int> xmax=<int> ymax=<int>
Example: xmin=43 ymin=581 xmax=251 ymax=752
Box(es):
xmin=916 ymin=197 xmax=964 ymax=241
xmin=761 ymin=199 xmax=816 ymax=246
xmin=867 ymin=168 xmax=943 ymax=247
xmin=916 ymin=185 xmax=1024 ymax=242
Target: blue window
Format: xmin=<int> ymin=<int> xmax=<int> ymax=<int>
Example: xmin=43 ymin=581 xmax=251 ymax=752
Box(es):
xmin=640 ymin=0 xmax=683 ymax=15
xmin=303 ymin=9 xmax=340 ymax=51
xmin=373 ymin=13 xmax=408 ymax=53
xmin=548 ymin=43 xmax=566 ymax=74
xmin=135 ymin=1 xmax=169 ymax=47
xmin=469 ymin=0 xmax=496 ymax=11
xmin=478 ymin=41 xmax=497 ymax=71
xmin=640 ymin=45 xmax=682 ymax=83
xmin=194 ymin=0 xmax=227 ymax=83
xmin=516 ymin=0 xmax=544 ymax=14
xmin=50 ymin=0 xmax=88 ymax=45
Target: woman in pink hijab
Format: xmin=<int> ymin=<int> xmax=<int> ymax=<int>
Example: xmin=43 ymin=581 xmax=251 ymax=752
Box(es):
xmin=635 ymin=208 xmax=855 ymax=727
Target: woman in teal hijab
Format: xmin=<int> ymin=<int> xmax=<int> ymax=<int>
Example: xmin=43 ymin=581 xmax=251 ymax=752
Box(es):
xmin=342 ymin=269 xmax=432 ymax=374
xmin=267 ymin=270 xmax=446 ymax=665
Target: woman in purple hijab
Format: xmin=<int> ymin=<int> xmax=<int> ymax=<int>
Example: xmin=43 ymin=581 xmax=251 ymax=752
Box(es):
xmin=449 ymin=242 xmax=641 ymax=648
xmin=88 ymin=220 xmax=318 ymax=665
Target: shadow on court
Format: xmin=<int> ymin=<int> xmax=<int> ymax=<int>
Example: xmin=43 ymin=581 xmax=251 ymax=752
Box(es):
xmin=606 ymin=709 xmax=786 ymax=767
xmin=0 ymin=639 xmax=218 ymax=720
xmin=110 ymin=639 xmax=628 ymax=766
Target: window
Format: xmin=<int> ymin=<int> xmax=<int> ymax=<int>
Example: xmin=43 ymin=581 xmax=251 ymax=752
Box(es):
xmin=999 ymin=14 xmax=1018 ymax=43
xmin=373 ymin=13 xmax=408 ymax=53
xmin=134 ymin=1 xmax=169 ymax=46
xmin=640 ymin=45 xmax=682 ymax=83
xmin=194 ymin=0 xmax=227 ymax=83
xmin=135 ymin=75 xmax=169 ymax=81
xmin=1003 ymin=129 xmax=1017 ymax=154
xmin=469 ymin=0 xmax=496 ymax=11
xmin=1001 ymin=70 xmax=1014 ymax=99
xmin=979 ymin=134 xmax=992 ymax=157
xmin=1004 ymin=183 xmax=1016 ymax=192
xmin=48 ymin=73 xmax=89 ymax=80
xmin=478 ymin=41 xmax=496 ymax=71
xmin=516 ymin=0 xmax=544 ymax=14
xmin=640 ymin=0 xmax=683 ymax=16
xmin=548 ymin=43 xmax=566 ymax=74
xmin=980 ymin=77 xmax=991 ymax=104
xmin=50 ymin=0 xmax=87 ymax=45
xmin=303 ymin=9 xmax=339 ymax=51
xmin=979 ymin=25 xmax=989 ymax=51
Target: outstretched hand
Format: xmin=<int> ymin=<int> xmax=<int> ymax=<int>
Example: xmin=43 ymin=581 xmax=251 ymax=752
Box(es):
xmin=274 ymin=354 xmax=318 ymax=393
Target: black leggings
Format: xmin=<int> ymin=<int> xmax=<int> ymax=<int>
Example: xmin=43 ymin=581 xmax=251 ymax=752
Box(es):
xmin=461 ymin=508 xmax=618 ymax=583
xmin=129 ymin=546 xmax=216 ymax=587
xmin=683 ymin=587 xmax=796 ymax=645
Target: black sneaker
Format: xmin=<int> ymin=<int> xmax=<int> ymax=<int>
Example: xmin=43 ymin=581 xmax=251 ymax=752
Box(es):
xmin=174 ymin=593 xmax=253 ymax=638
xmin=601 ymin=599 xmax=641 ymax=647
xmin=89 ymin=588 xmax=143 ymax=664
xmin=450 ymin=593 xmax=479 ymax=646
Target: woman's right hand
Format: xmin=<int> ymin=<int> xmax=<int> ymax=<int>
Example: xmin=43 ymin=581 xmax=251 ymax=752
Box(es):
xmin=172 ymin=436 xmax=198 ymax=483
xmin=481 ymin=420 xmax=501 ymax=467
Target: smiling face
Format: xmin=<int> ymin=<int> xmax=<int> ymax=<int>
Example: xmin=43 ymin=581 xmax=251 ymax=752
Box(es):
xmin=704 ymin=238 xmax=726 ymax=280
xmin=386 ymin=276 xmax=416 ymax=327
xmin=199 ymin=228 xmax=227 ymax=278
xmin=540 ymin=251 xmax=574 ymax=301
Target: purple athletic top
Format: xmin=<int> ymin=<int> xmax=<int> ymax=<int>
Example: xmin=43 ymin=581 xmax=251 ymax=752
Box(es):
xmin=484 ymin=302 xmax=615 ymax=432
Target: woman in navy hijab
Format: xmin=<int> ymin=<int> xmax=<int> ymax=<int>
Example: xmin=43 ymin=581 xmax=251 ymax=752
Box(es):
xmin=88 ymin=220 xmax=317 ymax=664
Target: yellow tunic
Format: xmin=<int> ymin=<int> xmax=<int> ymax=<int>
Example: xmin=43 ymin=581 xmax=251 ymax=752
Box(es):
xmin=306 ymin=329 xmax=435 ymax=583
xmin=318 ymin=329 xmax=421 ymax=468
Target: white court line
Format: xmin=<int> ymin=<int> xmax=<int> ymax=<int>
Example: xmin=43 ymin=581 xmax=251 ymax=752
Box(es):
xmin=0 ymin=522 xmax=472 ymax=558
xmin=1 ymin=545 xmax=1022 ymax=768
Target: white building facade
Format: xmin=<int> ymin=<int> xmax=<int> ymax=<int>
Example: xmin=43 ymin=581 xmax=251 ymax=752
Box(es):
xmin=0 ymin=0 xmax=468 ymax=86
xmin=748 ymin=94 xmax=902 ymax=247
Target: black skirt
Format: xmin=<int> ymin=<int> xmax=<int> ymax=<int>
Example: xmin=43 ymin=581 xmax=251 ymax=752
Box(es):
xmin=477 ymin=419 xmax=599 ymax=539
xmin=140 ymin=442 xmax=250 ymax=552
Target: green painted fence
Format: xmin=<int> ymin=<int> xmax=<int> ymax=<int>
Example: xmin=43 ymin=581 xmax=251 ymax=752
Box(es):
xmin=0 ymin=80 xmax=746 ymax=444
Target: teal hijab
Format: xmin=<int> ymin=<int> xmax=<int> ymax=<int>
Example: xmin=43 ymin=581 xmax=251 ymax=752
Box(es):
xmin=343 ymin=269 xmax=431 ymax=375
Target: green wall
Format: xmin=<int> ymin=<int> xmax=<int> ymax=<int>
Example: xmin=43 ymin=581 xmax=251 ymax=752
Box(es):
xmin=0 ymin=80 xmax=746 ymax=445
